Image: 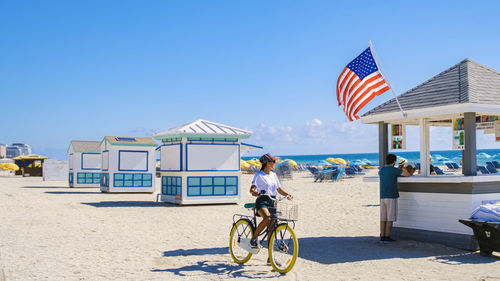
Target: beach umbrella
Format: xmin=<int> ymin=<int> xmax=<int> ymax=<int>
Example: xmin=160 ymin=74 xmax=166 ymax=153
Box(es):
xmin=287 ymin=159 xmax=298 ymax=168
xmin=246 ymin=159 xmax=261 ymax=168
xmin=0 ymin=163 xmax=19 ymax=171
xmin=316 ymin=160 xmax=332 ymax=166
xmin=240 ymin=159 xmax=250 ymax=169
xmin=352 ymin=160 xmax=366 ymax=166
xmin=326 ymin=158 xmax=347 ymax=165
xmin=477 ymin=152 xmax=491 ymax=160
xmin=489 ymin=153 xmax=500 ymax=161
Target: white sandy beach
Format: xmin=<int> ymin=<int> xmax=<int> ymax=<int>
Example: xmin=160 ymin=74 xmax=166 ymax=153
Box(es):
xmin=1 ymin=171 xmax=499 ymax=281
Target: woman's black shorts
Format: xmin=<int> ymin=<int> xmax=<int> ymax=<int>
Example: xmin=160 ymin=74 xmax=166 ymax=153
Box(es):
xmin=255 ymin=195 xmax=276 ymax=212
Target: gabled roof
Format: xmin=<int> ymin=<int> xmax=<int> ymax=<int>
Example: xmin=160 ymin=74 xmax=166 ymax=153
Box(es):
xmin=101 ymin=136 xmax=157 ymax=147
xmin=153 ymin=119 xmax=252 ymax=140
xmin=362 ymin=59 xmax=500 ymax=118
xmin=69 ymin=141 xmax=100 ymax=153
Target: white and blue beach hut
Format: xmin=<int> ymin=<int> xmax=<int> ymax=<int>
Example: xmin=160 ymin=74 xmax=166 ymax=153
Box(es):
xmin=99 ymin=136 xmax=157 ymax=193
xmin=153 ymin=119 xmax=252 ymax=205
xmin=68 ymin=141 xmax=101 ymax=188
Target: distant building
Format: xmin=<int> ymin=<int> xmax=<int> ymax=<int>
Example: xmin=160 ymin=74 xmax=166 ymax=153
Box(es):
xmin=6 ymin=146 xmax=22 ymax=158
xmin=0 ymin=144 xmax=6 ymax=158
xmin=11 ymin=143 xmax=31 ymax=155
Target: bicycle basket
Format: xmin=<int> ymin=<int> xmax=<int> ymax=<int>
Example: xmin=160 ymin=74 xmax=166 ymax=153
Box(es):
xmin=275 ymin=202 xmax=299 ymax=221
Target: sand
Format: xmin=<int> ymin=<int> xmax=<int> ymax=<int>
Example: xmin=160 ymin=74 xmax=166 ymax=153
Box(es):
xmin=1 ymin=171 xmax=499 ymax=281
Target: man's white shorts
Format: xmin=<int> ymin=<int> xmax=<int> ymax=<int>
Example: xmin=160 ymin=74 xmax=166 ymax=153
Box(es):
xmin=380 ymin=198 xmax=398 ymax=222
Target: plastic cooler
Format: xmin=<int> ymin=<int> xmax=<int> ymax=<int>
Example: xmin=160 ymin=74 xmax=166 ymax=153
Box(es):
xmin=459 ymin=219 xmax=500 ymax=256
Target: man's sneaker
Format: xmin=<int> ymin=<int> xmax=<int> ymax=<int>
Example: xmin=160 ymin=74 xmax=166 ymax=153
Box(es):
xmin=379 ymin=236 xmax=386 ymax=244
xmin=250 ymin=238 xmax=259 ymax=248
xmin=384 ymin=236 xmax=396 ymax=242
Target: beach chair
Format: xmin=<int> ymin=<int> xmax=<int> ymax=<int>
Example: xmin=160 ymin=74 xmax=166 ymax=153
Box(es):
xmin=307 ymin=167 xmax=320 ymax=177
xmin=332 ymin=167 xmax=344 ymax=181
xmin=451 ymin=162 xmax=460 ymax=169
xmin=445 ymin=163 xmax=455 ymax=171
xmin=433 ymin=166 xmax=445 ymax=175
xmin=351 ymin=165 xmax=362 ymax=173
xmin=477 ymin=165 xmax=490 ymax=174
xmin=415 ymin=163 xmax=421 ymax=171
xmin=492 ymin=161 xmax=500 ymax=169
xmin=314 ymin=169 xmax=335 ymax=182
xmin=486 ymin=163 xmax=498 ymax=174
xmin=344 ymin=167 xmax=356 ymax=177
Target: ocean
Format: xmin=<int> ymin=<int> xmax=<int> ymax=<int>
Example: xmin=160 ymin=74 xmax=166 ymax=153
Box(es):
xmin=242 ymin=148 xmax=500 ymax=166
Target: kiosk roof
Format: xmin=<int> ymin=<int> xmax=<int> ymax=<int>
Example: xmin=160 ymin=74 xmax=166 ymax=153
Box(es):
xmin=361 ymin=59 xmax=500 ymax=124
xmin=69 ymin=141 xmax=100 ymax=153
xmin=153 ymin=119 xmax=252 ymax=140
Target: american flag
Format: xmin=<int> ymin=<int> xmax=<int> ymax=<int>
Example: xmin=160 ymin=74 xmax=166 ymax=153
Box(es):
xmin=337 ymin=47 xmax=390 ymax=121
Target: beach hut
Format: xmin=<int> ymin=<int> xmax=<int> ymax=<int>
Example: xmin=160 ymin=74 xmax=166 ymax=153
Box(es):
xmin=153 ymin=119 xmax=252 ymax=205
xmin=43 ymin=159 xmax=69 ymax=181
xmin=99 ymin=136 xmax=157 ymax=193
xmin=362 ymin=59 xmax=500 ymax=250
xmin=68 ymin=141 xmax=101 ymax=187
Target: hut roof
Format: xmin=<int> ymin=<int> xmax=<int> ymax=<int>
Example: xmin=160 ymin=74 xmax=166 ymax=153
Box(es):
xmin=153 ymin=119 xmax=252 ymax=140
xmin=101 ymin=136 xmax=157 ymax=147
xmin=69 ymin=141 xmax=101 ymax=153
xmin=12 ymin=154 xmax=47 ymax=160
xmin=361 ymin=59 xmax=500 ymax=123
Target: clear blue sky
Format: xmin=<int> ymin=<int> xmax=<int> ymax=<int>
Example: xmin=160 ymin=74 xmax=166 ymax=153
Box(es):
xmin=1 ymin=0 xmax=500 ymax=159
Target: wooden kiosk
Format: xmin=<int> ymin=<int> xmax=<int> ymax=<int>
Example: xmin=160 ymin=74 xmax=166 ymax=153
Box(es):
xmin=153 ymin=119 xmax=252 ymax=205
xmin=362 ymin=59 xmax=500 ymax=250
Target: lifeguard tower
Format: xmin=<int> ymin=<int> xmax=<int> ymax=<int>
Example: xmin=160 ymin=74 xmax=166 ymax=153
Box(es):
xmin=153 ymin=119 xmax=252 ymax=205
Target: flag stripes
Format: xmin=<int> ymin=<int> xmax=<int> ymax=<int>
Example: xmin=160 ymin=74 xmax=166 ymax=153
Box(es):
xmin=336 ymin=47 xmax=390 ymax=121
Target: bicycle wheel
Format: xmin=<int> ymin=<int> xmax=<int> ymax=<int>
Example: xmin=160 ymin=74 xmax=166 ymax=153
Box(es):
xmin=268 ymin=224 xmax=298 ymax=274
xmin=229 ymin=219 xmax=254 ymax=264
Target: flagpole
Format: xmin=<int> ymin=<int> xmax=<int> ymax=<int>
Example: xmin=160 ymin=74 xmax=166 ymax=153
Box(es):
xmin=368 ymin=41 xmax=407 ymax=118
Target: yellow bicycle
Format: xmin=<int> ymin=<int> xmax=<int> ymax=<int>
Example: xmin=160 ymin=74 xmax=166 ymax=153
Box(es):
xmin=229 ymin=195 xmax=298 ymax=273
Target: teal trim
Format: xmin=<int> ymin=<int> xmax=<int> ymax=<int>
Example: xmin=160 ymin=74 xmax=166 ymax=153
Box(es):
xmin=107 ymin=143 xmax=156 ymax=147
xmin=154 ymin=133 xmax=250 ymax=140
xmin=187 ymin=137 xmax=239 ymax=142
xmin=100 ymin=173 xmax=109 ymax=187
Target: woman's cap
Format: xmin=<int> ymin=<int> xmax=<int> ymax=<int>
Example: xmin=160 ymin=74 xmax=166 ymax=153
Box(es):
xmin=260 ymin=153 xmax=279 ymax=165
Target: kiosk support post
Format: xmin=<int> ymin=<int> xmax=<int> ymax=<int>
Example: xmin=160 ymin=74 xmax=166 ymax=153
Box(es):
xmin=379 ymin=122 xmax=388 ymax=167
xmin=463 ymin=112 xmax=477 ymax=176
xmin=420 ymin=118 xmax=430 ymax=176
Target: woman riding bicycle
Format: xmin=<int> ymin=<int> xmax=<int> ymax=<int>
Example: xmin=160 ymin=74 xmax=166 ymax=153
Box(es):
xmin=249 ymin=153 xmax=293 ymax=248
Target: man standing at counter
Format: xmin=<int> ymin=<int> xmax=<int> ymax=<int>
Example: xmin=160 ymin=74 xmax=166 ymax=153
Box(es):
xmin=379 ymin=154 xmax=414 ymax=243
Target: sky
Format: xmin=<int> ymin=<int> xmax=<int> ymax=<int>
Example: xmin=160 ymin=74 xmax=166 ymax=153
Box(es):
xmin=1 ymin=0 xmax=500 ymax=160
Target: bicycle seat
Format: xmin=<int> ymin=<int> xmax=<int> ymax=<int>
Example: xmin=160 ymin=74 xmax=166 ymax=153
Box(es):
xmin=244 ymin=203 xmax=255 ymax=209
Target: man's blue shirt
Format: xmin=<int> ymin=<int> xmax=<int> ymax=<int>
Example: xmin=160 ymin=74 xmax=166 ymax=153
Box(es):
xmin=379 ymin=165 xmax=403 ymax=199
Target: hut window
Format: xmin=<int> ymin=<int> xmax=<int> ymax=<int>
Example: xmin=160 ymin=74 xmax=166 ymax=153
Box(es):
xmin=76 ymin=172 xmax=101 ymax=184
xmin=187 ymin=176 xmax=238 ymax=196
xmin=161 ymin=176 xmax=181 ymax=195
xmin=113 ymin=173 xmax=153 ymax=187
